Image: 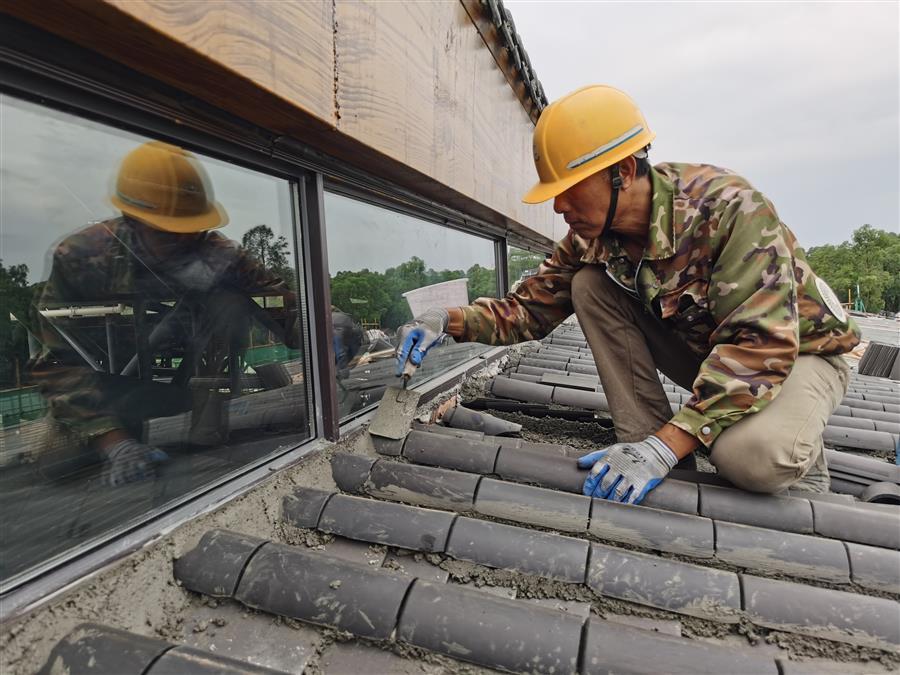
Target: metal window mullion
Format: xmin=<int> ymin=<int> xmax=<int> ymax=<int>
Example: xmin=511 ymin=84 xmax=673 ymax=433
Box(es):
xmin=496 ymin=238 xmax=509 ymax=298
xmin=299 ymin=173 xmax=339 ymax=441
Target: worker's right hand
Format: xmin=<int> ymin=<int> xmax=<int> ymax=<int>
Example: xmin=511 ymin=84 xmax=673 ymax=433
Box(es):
xmin=396 ymin=308 xmax=449 ymax=375
xmin=101 ymin=438 xmax=170 ymax=486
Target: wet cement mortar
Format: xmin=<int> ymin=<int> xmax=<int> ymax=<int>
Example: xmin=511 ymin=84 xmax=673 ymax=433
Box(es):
xmin=3 ymin=347 xmax=897 ymax=673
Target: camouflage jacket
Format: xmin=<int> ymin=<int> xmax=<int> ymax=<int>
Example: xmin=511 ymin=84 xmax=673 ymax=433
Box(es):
xmin=455 ymin=163 xmax=860 ymax=447
xmin=31 ymin=217 xmax=299 ymax=440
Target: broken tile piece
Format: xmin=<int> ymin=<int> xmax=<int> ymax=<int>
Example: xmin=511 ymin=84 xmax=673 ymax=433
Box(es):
xmin=474 ymin=478 xmax=591 ymax=532
xmin=235 ymin=542 xmax=412 ymax=639
xmin=587 ymin=543 xmax=741 ymax=622
xmin=281 ymin=487 xmax=334 ymax=528
xmin=445 ymin=516 xmax=589 ymax=583
xmin=330 ymin=453 xmax=376 ymax=493
xmin=317 ymin=493 xmax=456 ymax=552
xmin=174 ymin=529 xmax=267 ymax=598
xmin=397 ymin=580 xmax=582 ymax=674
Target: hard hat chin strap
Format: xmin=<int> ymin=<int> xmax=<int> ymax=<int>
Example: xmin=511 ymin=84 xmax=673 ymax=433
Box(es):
xmin=604 ymin=163 xmax=623 ymax=231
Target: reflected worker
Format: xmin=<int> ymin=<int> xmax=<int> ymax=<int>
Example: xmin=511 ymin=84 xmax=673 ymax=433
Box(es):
xmin=31 ymin=141 xmax=300 ymax=485
xmin=397 ymin=85 xmax=860 ymax=504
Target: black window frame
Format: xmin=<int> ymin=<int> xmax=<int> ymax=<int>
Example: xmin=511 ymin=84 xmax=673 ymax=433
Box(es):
xmin=0 ymin=13 xmax=514 ymax=603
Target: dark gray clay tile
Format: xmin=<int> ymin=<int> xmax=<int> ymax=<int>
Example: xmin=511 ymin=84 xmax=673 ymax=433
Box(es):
xmin=445 ymin=516 xmax=589 ymax=582
xmin=845 ymin=542 xmax=900 ymax=593
xmin=515 ymin=364 xmax=549 ymax=376
xmin=740 ymin=574 xmax=900 ymax=650
xmin=589 ymin=500 xmax=715 ymax=558
xmin=498 ymin=438 xmax=571 ymax=456
xmin=318 ymin=493 xmax=455 ymax=552
xmin=699 ymin=484 xmax=813 ymax=534
xmin=441 ymin=405 xmax=522 ymax=436
xmin=566 ymin=362 xmax=599 ymax=376
xmin=539 ymin=371 xmax=599 ymax=390
xmin=365 ymin=460 xmax=480 ymax=511
xmin=235 ymin=542 xmax=412 ymax=639
xmin=587 ymin=543 xmax=742 ymax=622
xmin=823 ymin=427 xmax=896 ymax=452
xmin=551 ymin=386 xmax=608 ymax=410
xmin=402 ymin=430 xmax=500 ymax=474
xmin=39 ymin=624 xmax=169 ymax=675
xmin=714 ymin=521 xmax=850 ymax=583
xmin=811 ymin=500 xmax=900 ymax=549
xmin=330 ymin=453 xmax=376 ymax=493
xmin=508 ymin=372 xmax=542 ymax=383
xmin=494 ymin=445 xmax=586 ymax=493
xmin=411 ymin=422 xmax=485 ymax=440
xmin=367 ymin=434 xmax=405 ymax=456
xmin=397 ymin=580 xmax=582 ymax=674
xmin=148 ymin=646 xmax=285 ymax=674
xmin=174 ymin=529 xmax=266 ymax=598
xmin=581 ymin=618 xmax=777 ymax=675
xmin=281 ymin=487 xmax=334 ymax=529
xmin=474 ymin=478 xmax=591 ymax=532
xmin=320 ymin=536 xmax=387 ymax=567
xmin=489 ymin=376 xmax=554 ymax=404
xmin=640 ymin=479 xmax=699 ymax=515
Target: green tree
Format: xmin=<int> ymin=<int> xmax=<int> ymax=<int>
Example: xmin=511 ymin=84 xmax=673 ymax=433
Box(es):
xmin=508 ymin=246 xmax=547 ymax=288
xmin=241 ymin=225 xmax=295 ymax=289
xmin=0 ymin=261 xmax=33 ymax=388
xmin=806 ymin=225 xmax=899 ymax=313
xmin=466 ymin=263 xmax=497 ymax=300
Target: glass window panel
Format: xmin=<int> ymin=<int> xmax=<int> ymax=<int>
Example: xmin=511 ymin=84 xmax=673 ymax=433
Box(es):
xmin=508 ymin=245 xmax=548 ymax=291
xmin=0 ymin=94 xmax=312 ymax=583
xmin=324 ymin=193 xmax=497 ymax=419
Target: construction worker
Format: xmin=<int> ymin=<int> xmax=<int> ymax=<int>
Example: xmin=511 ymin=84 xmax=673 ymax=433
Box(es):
xmin=397 ymin=85 xmax=860 ymax=504
xmin=30 ymin=141 xmax=300 ymax=486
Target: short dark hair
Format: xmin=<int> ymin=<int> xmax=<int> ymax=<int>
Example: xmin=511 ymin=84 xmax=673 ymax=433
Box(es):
xmin=634 ymin=145 xmax=651 ymax=178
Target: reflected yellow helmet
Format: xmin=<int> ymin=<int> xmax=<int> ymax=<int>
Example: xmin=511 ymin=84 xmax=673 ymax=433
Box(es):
xmin=110 ymin=141 xmax=228 ymax=233
xmin=523 ymin=85 xmax=655 ymax=204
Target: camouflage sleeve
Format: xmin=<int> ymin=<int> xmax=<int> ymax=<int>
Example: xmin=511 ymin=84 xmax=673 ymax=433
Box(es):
xmin=668 ymin=192 xmax=800 ymax=447
xmin=29 ymin=250 xmax=123 ymax=440
xmin=455 ymin=233 xmax=583 ymax=345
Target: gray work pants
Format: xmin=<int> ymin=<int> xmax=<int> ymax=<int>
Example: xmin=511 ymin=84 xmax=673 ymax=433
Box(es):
xmin=571 ymin=265 xmax=849 ymax=494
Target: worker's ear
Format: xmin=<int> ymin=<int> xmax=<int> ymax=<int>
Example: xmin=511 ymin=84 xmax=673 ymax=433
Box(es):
xmin=618 ymin=156 xmax=638 ymax=191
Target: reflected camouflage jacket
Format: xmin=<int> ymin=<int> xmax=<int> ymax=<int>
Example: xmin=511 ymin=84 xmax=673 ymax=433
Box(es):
xmin=30 ymin=217 xmax=299 ymax=440
xmin=453 ymin=164 xmax=860 ymax=447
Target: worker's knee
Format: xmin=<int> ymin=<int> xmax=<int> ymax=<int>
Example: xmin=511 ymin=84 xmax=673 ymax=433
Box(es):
xmin=710 ymin=434 xmax=802 ymax=494
xmin=571 ymin=265 xmax=619 ymax=315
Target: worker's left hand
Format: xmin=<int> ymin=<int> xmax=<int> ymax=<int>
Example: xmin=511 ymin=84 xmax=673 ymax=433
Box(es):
xmin=577 ymin=436 xmax=678 ymax=505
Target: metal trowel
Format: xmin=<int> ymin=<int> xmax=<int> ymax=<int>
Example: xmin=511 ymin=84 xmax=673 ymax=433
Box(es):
xmin=367 ymin=359 xmax=421 ymax=440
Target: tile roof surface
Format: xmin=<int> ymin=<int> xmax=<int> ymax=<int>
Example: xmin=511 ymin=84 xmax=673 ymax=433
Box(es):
xmin=38 ymin=320 xmax=900 ymax=674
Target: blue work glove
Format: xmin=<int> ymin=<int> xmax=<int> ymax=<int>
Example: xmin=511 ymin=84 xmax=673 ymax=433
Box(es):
xmin=578 ymin=436 xmax=679 ymax=505
xmin=395 ymin=307 xmax=449 ymax=376
xmin=102 ymin=439 xmax=170 ymax=486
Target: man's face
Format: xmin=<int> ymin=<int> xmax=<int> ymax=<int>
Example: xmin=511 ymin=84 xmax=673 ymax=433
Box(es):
xmin=553 ymin=171 xmax=612 ymax=239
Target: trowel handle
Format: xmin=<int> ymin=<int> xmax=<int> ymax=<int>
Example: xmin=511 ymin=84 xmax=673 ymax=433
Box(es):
xmin=401 ymin=359 xmax=418 ymax=380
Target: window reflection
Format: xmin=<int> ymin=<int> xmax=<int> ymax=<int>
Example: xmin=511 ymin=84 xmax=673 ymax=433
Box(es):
xmin=324 ymin=192 xmax=497 ymax=418
xmin=508 ymin=245 xmax=547 ymax=292
xmin=0 ymin=96 xmax=311 ymax=582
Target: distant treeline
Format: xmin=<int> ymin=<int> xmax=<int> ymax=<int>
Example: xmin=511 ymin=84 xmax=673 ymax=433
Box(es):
xmin=806 ymin=225 xmax=900 ymax=314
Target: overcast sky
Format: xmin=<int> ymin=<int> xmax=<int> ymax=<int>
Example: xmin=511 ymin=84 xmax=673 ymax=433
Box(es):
xmin=507 ymin=0 xmax=899 ymax=248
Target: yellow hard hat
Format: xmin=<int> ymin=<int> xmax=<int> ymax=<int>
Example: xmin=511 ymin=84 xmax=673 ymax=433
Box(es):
xmin=523 ymin=85 xmax=655 ymax=204
xmin=110 ymin=141 xmax=228 ymax=233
